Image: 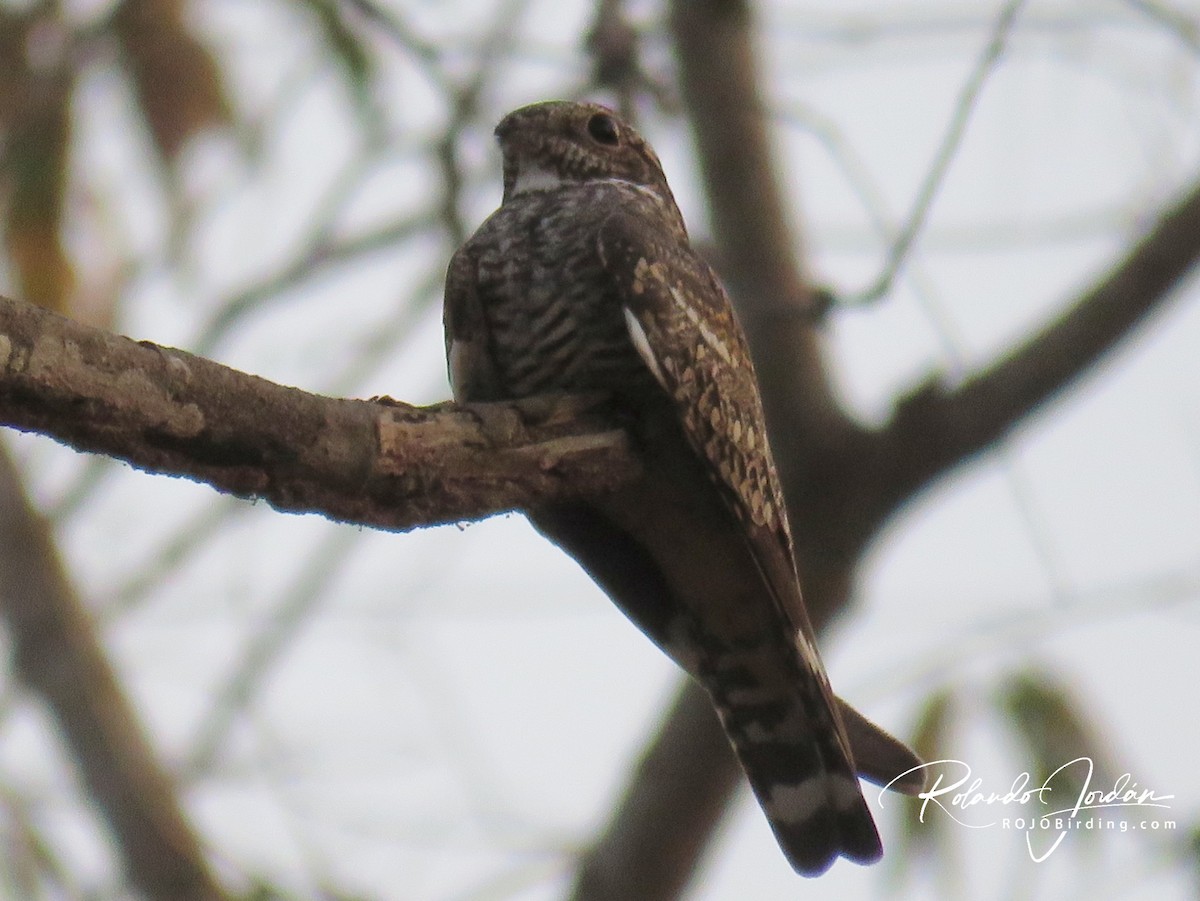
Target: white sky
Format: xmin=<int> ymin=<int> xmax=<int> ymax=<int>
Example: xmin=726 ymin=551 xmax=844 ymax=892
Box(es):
xmin=5 ymin=1 xmax=1200 ymax=899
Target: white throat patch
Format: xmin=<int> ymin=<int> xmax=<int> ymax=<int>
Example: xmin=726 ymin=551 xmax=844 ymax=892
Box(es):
xmin=511 ymin=163 xmax=567 ymax=196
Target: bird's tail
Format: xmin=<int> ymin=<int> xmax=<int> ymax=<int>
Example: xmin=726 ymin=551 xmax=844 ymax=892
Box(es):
xmin=835 ymin=697 xmax=928 ymax=796
xmin=707 ymin=675 xmax=883 ymax=876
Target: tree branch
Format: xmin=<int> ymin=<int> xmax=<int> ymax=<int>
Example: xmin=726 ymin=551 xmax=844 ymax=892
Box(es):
xmin=569 ymin=685 xmax=740 ymax=901
xmin=0 ymin=444 xmax=230 ymax=900
xmin=0 ymin=296 xmax=641 ymax=532
xmin=866 ymin=173 xmax=1200 ymax=534
xmin=669 ymin=0 xmax=854 ymax=447
xmin=670 ymin=0 xmax=871 ymax=626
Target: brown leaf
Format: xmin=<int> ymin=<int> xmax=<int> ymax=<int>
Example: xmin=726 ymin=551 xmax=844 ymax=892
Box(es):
xmin=2 ymin=69 xmax=75 ymax=314
xmin=113 ymin=0 xmax=232 ymax=163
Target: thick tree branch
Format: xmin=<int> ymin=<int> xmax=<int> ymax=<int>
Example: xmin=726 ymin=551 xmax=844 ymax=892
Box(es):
xmin=0 ymin=445 xmax=229 ymax=901
xmin=670 ymin=0 xmax=871 ymax=627
xmin=0 ymin=296 xmax=641 ymax=531
xmin=867 ymin=174 xmax=1200 ymax=534
xmin=670 ymin=0 xmax=858 ymax=456
xmin=569 ymin=685 xmax=739 ymax=901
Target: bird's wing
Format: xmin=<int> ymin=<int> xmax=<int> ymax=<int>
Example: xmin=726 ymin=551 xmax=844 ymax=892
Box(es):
xmin=596 ymin=206 xmax=827 ymax=681
xmin=596 ymin=207 xmax=889 ymax=873
xmin=443 ymin=242 xmax=501 ymax=402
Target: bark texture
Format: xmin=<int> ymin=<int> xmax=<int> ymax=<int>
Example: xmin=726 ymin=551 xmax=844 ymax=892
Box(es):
xmin=0 ymin=296 xmax=641 ymax=531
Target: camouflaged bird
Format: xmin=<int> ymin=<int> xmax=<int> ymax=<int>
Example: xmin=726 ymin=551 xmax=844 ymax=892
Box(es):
xmin=443 ymin=100 xmax=924 ymax=875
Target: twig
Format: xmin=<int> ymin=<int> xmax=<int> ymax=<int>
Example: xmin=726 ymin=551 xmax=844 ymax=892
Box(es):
xmin=849 ymin=0 xmax=1027 ymax=306
xmin=869 ymin=172 xmax=1200 ymax=525
xmin=184 ymin=525 xmax=361 ymax=777
xmin=1125 ymin=0 xmax=1200 ymax=53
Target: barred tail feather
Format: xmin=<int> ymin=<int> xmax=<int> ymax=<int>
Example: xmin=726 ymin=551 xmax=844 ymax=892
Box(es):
xmin=714 ymin=694 xmax=882 ymax=875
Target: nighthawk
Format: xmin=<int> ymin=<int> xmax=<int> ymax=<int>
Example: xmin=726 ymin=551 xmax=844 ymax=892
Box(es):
xmin=443 ymin=100 xmax=924 ymax=875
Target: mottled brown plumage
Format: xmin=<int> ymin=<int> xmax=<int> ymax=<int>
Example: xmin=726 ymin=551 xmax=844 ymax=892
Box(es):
xmin=444 ymin=100 xmax=923 ymax=875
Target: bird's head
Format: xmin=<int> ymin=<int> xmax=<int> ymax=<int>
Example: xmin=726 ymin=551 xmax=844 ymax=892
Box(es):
xmin=494 ymin=101 xmax=680 ymax=214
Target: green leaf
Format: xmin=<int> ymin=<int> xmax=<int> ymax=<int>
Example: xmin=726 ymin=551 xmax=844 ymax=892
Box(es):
xmin=888 ymin=687 xmax=964 ymax=893
xmin=999 ymin=668 xmax=1117 ymax=796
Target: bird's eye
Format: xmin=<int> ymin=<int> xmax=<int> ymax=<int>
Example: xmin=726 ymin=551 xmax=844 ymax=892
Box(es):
xmin=587 ymin=113 xmax=620 ymax=146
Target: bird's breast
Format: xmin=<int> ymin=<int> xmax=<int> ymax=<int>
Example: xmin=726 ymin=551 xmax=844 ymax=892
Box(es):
xmin=471 ymin=187 xmax=654 ymax=399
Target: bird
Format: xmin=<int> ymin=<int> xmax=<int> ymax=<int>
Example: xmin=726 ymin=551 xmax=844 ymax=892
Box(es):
xmin=443 ymin=100 xmax=924 ymax=875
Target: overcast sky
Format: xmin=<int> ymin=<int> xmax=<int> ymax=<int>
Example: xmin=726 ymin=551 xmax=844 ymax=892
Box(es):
xmin=7 ymin=1 xmax=1200 ymax=899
